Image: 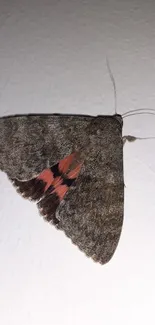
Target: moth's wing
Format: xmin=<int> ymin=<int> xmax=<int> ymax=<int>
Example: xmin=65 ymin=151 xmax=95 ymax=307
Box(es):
xmin=10 ymin=164 xmax=57 ymax=202
xmin=0 ymin=114 xmax=93 ymax=180
xmin=37 ymin=155 xmax=82 ymax=225
xmin=10 ymin=153 xmax=82 ymax=226
xmin=10 ymin=169 xmax=61 ymax=226
xmin=10 ymin=177 xmax=47 ymax=202
xmin=57 ymin=115 xmax=124 ymax=265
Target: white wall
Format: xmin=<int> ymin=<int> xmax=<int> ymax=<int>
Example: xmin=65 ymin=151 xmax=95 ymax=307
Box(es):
xmin=1 ymin=1 xmax=155 ymax=324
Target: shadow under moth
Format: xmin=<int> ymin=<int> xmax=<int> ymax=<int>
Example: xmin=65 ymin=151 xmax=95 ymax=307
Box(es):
xmin=0 ymin=110 xmax=154 ymax=265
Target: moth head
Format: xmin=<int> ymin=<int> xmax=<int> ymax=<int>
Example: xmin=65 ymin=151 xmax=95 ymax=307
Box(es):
xmin=113 ymin=114 xmax=123 ymax=126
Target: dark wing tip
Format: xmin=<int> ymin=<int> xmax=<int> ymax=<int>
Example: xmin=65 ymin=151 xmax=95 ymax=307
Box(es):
xmin=38 ymin=192 xmax=60 ymax=225
xmin=10 ymin=177 xmax=46 ymax=201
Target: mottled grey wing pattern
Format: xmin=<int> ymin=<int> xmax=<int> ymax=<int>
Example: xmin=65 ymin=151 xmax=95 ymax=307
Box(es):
xmin=0 ymin=114 xmax=124 ymax=264
xmin=0 ymin=114 xmax=93 ymax=180
xmin=57 ymin=115 xmax=124 ymax=264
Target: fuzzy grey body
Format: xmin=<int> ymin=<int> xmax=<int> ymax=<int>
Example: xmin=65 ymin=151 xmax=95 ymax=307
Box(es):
xmin=0 ymin=114 xmax=124 ymax=264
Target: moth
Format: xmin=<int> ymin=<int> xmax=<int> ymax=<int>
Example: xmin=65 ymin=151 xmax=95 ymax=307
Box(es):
xmin=0 ymin=113 xmax=126 ymax=264
xmin=1 ymin=55 xmax=154 ymax=265
xmin=1 ymin=108 xmax=154 ymax=264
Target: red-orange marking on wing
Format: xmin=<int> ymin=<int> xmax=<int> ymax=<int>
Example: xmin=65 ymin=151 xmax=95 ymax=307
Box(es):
xmin=58 ymin=153 xmax=76 ymax=173
xmin=67 ymin=163 xmax=82 ymax=179
xmin=53 ymin=163 xmax=83 ymax=200
xmin=37 ymin=169 xmax=54 ymax=191
xmin=37 ymin=153 xmax=82 ymax=197
xmin=52 ymin=176 xmax=63 ymax=188
xmin=54 ymin=184 xmax=69 ymax=201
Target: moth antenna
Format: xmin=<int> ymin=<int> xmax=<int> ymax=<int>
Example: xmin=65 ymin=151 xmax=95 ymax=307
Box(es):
xmin=106 ymin=57 xmax=117 ymax=115
xmin=123 ymin=112 xmax=155 ymax=119
xmin=122 ymin=108 xmax=155 ymax=117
